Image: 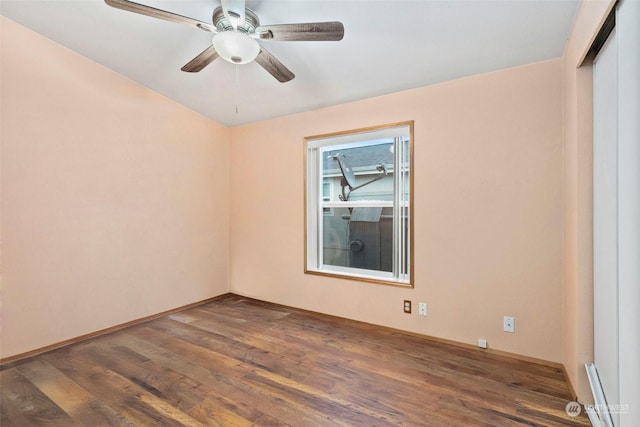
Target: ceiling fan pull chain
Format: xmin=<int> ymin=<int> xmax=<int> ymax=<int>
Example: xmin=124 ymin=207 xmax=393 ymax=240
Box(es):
xmin=235 ymin=64 xmax=239 ymax=115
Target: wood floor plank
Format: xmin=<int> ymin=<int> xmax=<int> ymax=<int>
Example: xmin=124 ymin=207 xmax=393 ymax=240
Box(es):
xmin=100 ymin=328 xmax=309 ymax=426
xmin=85 ymin=338 xmax=265 ymax=426
xmin=15 ymin=358 xmax=121 ymax=426
xmin=0 ymin=367 xmax=78 ymax=426
xmin=0 ymin=371 xmax=35 ymax=427
xmin=46 ymin=347 xmax=203 ymax=426
xmin=0 ymin=294 xmax=590 ymax=426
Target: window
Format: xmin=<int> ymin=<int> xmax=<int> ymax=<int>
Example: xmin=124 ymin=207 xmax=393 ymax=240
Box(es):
xmin=305 ymin=122 xmax=413 ymax=286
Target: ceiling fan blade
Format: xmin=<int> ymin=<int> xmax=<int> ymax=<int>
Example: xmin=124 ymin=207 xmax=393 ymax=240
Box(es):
xmin=181 ymin=46 xmax=220 ymax=72
xmin=255 ymin=48 xmax=295 ymax=83
xmin=256 ymin=22 xmax=344 ymax=41
xmin=221 ymin=0 xmax=246 ymax=29
xmin=104 ymin=0 xmax=216 ymax=32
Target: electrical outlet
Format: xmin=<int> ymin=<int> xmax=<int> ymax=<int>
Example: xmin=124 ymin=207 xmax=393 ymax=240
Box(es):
xmin=504 ymin=316 xmax=515 ymax=333
xmin=418 ymin=302 xmax=427 ymax=316
xmin=403 ymin=300 xmax=412 ymax=314
xmin=478 ymin=339 xmax=488 ymax=349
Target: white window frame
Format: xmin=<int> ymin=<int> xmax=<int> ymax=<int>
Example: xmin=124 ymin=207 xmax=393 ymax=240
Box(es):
xmin=304 ymin=121 xmax=413 ymax=287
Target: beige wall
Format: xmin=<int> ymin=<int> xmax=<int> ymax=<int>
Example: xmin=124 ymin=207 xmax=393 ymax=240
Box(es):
xmin=0 ymin=18 xmax=230 ymax=359
xmin=230 ymin=59 xmax=565 ymax=363
xmin=562 ymin=0 xmax=616 ymax=403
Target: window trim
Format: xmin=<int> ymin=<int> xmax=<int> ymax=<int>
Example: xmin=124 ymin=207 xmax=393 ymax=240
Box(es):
xmin=304 ymin=121 xmax=414 ymax=288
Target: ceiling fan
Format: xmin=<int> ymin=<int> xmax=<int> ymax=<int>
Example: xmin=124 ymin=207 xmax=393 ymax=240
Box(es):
xmin=104 ymin=0 xmax=345 ymax=82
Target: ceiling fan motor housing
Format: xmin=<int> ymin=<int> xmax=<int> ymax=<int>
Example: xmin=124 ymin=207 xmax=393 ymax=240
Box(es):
xmin=212 ymin=6 xmax=259 ymax=33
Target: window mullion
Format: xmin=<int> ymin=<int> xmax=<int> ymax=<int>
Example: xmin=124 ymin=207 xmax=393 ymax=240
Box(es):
xmin=393 ymin=136 xmax=401 ymax=280
xmin=401 ymin=137 xmax=409 ymax=280
xmin=316 ymin=149 xmax=324 ymax=269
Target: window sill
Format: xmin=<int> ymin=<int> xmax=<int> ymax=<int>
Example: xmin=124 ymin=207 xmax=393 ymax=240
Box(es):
xmin=304 ymin=268 xmax=413 ymax=288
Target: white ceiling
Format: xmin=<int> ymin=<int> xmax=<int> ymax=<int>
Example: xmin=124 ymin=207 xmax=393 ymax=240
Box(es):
xmin=1 ymin=0 xmax=580 ymax=127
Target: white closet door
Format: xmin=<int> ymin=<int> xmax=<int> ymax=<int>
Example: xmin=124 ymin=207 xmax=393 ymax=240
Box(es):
xmin=592 ymin=1 xmax=640 ymax=425
xmin=593 ymin=25 xmax=619 ymax=427
xmin=616 ymin=0 xmax=640 ymax=424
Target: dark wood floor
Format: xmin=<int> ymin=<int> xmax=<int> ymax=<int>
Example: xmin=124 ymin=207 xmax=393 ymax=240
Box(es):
xmin=1 ymin=294 xmax=589 ymax=426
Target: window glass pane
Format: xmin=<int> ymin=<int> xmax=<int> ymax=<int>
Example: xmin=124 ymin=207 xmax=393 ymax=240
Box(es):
xmin=321 ymin=141 xmax=395 ymax=272
xmin=321 ymin=141 xmax=394 ymax=202
xmin=322 ymin=207 xmax=350 ymax=267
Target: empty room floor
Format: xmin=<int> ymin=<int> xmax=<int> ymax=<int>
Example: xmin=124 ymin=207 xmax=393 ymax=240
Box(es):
xmin=0 ymin=294 xmax=590 ymax=426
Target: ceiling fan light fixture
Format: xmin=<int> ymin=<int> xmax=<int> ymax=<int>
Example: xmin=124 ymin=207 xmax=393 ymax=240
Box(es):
xmin=212 ymin=31 xmax=260 ymax=64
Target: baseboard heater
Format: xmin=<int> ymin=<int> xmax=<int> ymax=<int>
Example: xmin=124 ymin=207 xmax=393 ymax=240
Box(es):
xmin=585 ymin=363 xmax=615 ymax=427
